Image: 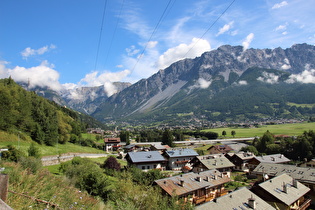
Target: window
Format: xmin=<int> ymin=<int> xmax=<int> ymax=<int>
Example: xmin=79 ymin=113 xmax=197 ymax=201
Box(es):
xmin=142 ymin=166 xmax=145 ymax=170
xmin=147 ymin=166 xmax=150 ymax=169
xmin=154 ymin=165 xmax=157 ymax=168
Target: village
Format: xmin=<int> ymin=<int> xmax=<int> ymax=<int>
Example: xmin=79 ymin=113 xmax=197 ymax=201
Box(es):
xmin=99 ymin=133 xmax=314 ymax=210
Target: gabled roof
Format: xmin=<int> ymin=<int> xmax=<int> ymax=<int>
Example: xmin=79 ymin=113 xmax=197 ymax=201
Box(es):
xmin=196 ymin=155 xmax=234 ymax=170
xmin=196 ymin=187 xmax=275 ymax=210
xmin=127 ymin=151 xmax=166 ymax=163
xmin=257 ymin=173 xmax=310 ymax=206
xmin=253 ymin=163 xmax=315 ymax=184
xmin=104 ymin=138 xmax=120 ymax=143
xmin=253 ymin=154 xmax=290 ymax=164
xmin=207 ymin=144 xmax=233 ymax=152
xmin=165 ymin=149 xmax=198 ymax=158
xmin=124 ymin=144 xmax=137 ymax=149
xmin=154 ymin=170 xmax=231 ymax=197
xmin=234 ymin=152 xmax=255 ymax=160
xmin=151 ymin=144 xmax=167 ymax=150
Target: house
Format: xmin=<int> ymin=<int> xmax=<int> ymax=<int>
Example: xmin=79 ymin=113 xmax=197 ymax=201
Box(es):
xmin=104 ymin=137 xmax=121 ymax=152
xmin=225 ymin=151 xmax=255 ymax=172
xmin=125 ymin=151 xmax=167 ymax=171
xmin=154 ymin=169 xmax=231 ymax=205
xmin=299 ymin=159 xmax=315 ymax=168
xmin=207 ymin=144 xmax=233 ymax=154
xmin=123 ymin=144 xmax=140 ymax=153
xmin=196 ymin=187 xmax=275 ymax=210
xmin=150 ymin=144 xmax=168 ymax=153
xmin=251 ymin=173 xmax=311 ymax=210
xmin=247 ymin=154 xmax=290 ymax=172
xmin=163 ymin=149 xmax=199 ymax=171
xmin=191 ymin=154 xmax=234 ymax=177
xmin=252 ymin=163 xmax=315 ymax=192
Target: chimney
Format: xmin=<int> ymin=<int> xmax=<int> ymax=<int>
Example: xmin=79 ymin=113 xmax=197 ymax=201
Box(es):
xmin=293 ymin=179 xmax=298 ymax=188
xmin=214 ymin=160 xmax=217 ymax=166
xmin=197 ymin=177 xmax=202 ymax=182
xmin=248 ymin=195 xmax=256 ymax=209
xmin=283 ymin=182 xmax=287 ymax=193
xmin=180 ymin=180 xmax=185 ymax=187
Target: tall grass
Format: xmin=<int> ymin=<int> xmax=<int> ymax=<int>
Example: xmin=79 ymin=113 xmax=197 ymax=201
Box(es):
xmin=2 ymin=161 xmax=103 ymax=209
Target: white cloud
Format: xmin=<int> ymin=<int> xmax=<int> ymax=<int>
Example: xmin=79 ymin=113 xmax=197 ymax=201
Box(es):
xmin=79 ymin=69 xmax=131 ymax=96
xmin=21 ymin=44 xmax=56 ymax=59
xmin=286 ymin=69 xmax=315 ymax=84
xmin=275 ymin=24 xmax=287 ymax=31
xmin=147 ymin=41 xmax=158 ymax=49
xmin=242 ymin=33 xmax=254 ymax=51
xmin=238 ymin=80 xmax=248 ymax=85
xmin=126 ymin=45 xmax=140 ymax=56
xmin=157 ymin=38 xmax=211 ymax=70
xmin=257 ymin=72 xmax=279 ymax=84
xmin=197 ymin=78 xmax=211 ymax=89
xmin=0 ymin=60 xmax=62 ymax=91
xmin=272 ymin=1 xmax=288 ymax=9
xmin=281 ymin=64 xmax=291 ymax=70
xmin=216 ymin=21 xmax=234 ymax=36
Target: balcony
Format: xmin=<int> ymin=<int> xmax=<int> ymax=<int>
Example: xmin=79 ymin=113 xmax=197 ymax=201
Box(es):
xmin=193 ymin=195 xmax=215 ymax=205
xmin=296 ymin=198 xmax=311 ymax=210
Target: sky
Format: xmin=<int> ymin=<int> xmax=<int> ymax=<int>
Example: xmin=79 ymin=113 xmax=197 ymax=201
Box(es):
xmin=1 ymin=0 xmax=315 ymax=96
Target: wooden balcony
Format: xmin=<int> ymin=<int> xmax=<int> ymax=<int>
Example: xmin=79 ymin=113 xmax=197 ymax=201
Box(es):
xmin=193 ymin=195 xmax=215 ymax=205
xmin=297 ymin=198 xmax=311 ymax=210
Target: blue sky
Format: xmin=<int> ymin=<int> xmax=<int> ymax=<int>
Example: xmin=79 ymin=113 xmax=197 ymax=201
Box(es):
xmin=0 ymin=0 xmax=315 ymax=96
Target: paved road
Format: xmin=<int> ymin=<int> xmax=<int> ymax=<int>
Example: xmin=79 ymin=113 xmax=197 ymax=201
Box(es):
xmin=41 ymin=153 xmax=109 ymax=165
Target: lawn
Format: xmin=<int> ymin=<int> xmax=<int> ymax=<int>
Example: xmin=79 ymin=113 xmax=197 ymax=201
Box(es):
xmin=0 ymin=131 xmax=106 ymax=156
xmin=203 ymin=122 xmax=315 ymax=138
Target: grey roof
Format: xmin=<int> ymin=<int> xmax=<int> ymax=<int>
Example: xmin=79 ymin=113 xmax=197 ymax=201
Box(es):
xmin=196 ymin=155 xmax=234 ymax=170
xmin=253 ymin=163 xmax=315 ymax=184
xmin=127 ymin=151 xmax=166 ymax=163
xmin=258 ymin=173 xmax=310 ymax=206
xmin=196 ymin=187 xmax=275 ymax=210
xmin=234 ymin=152 xmax=255 ymax=160
xmin=124 ymin=144 xmax=136 ymax=149
xmin=254 ymin=154 xmax=290 ymax=164
xmin=165 ymin=149 xmax=198 ymax=158
xmin=154 ymin=170 xmax=230 ymax=196
xmin=151 ymin=144 xmax=166 ymax=150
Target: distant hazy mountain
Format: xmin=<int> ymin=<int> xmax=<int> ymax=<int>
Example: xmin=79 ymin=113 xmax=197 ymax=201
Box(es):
xmin=91 ymin=43 xmax=315 ymax=125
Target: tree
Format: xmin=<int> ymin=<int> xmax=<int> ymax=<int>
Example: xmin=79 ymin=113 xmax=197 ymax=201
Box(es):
xmin=161 ymin=129 xmax=174 ymax=147
xmin=28 ymin=143 xmax=41 ymax=158
xmin=102 ymin=156 xmax=121 ymax=171
xmin=231 ymin=130 xmax=236 ymax=137
xmin=222 ymin=130 xmax=227 ymax=137
xmin=120 ymin=131 xmax=130 ymax=145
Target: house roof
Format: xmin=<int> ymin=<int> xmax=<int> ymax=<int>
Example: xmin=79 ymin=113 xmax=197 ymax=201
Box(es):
xmin=124 ymin=144 xmax=137 ymax=149
xmin=253 ymin=154 xmax=290 ymax=164
xmin=151 ymin=144 xmax=166 ymax=150
xmin=104 ymin=138 xmax=121 ymax=143
xmin=207 ymin=144 xmax=233 ymax=152
xmin=253 ymin=163 xmax=315 ymax=184
xmin=154 ymin=170 xmax=231 ymax=197
xmin=127 ymin=151 xmax=166 ymax=163
xmin=257 ymin=173 xmax=310 ymax=206
xmin=234 ymin=152 xmax=255 ymax=160
xmin=196 ymin=155 xmax=234 ymax=170
xmin=196 ymin=187 xmax=275 ymax=210
xmin=165 ymin=149 xmax=198 ymax=158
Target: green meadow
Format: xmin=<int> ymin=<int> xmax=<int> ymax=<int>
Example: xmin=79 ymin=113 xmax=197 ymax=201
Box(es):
xmin=203 ymin=122 xmax=315 ymax=138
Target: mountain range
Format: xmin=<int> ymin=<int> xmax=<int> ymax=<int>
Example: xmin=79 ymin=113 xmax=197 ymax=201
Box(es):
xmin=27 ymin=43 xmax=315 ymax=126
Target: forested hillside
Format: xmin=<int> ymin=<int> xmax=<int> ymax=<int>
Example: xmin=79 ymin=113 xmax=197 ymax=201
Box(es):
xmin=0 ymin=77 xmax=101 ymax=146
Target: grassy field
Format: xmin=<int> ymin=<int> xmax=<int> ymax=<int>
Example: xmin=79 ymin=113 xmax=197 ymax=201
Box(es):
xmin=203 ymin=122 xmax=315 ymax=138
xmin=0 ymin=131 xmax=106 ymax=156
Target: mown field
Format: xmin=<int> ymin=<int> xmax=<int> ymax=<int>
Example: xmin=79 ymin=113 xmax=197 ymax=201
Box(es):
xmin=0 ymin=131 xmax=105 ymax=156
xmin=203 ymin=122 xmax=315 ymax=138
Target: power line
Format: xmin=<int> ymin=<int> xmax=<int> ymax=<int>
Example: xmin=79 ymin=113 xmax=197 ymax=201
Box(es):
xmin=94 ymin=0 xmax=108 ymax=71
xmin=183 ymin=0 xmax=236 ymax=58
xmin=131 ymin=0 xmax=174 ymax=73
xmin=104 ymin=0 xmax=125 ymax=65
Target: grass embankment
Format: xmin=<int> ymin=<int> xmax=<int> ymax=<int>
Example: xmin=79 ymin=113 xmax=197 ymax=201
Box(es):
xmin=203 ymin=122 xmax=315 ymax=138
xmin=0 ymin=131 xmax=105 ymax=156
xmin=1 ymin=161 xmax=103 ymax=209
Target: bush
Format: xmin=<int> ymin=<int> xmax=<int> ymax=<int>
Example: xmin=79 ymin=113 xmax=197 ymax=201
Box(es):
xmin=19 ymin=156 xmax=42 ymax=174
